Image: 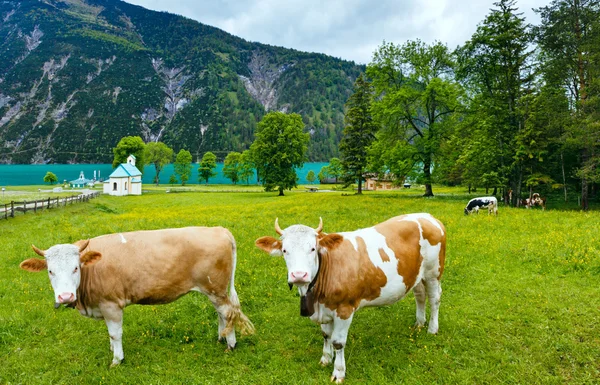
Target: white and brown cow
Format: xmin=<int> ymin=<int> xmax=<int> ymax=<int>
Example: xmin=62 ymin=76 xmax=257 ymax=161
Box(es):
xmin=255 ymin=214 xmax=446 ymax=383
xmin=20 ymin=227 xmax=254 ymax=367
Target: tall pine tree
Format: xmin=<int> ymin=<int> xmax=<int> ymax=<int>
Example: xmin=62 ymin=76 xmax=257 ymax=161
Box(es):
xmin=339 ymin=74 xmax=378 ymax=194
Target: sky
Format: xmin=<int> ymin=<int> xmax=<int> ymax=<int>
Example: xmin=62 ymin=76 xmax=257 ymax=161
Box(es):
xmin=124 ymin=0 xmax=550 ymax=64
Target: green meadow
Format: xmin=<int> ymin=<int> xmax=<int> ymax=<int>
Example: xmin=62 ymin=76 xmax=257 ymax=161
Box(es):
xmin=1 ymin=186 xmax=599 ymax=384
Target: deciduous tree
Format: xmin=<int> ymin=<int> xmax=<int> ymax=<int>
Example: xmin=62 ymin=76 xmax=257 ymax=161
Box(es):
xmin=174 ymin=149 xmax=193 ymax=186
xmin=198 ymin=151 xmax=217 ymax=184
xmin=250 ymin=112 xmax=309 ymax=196
xmin=223 ymin=152 xmax=242 ymax=184
xmin=43 ymin=172 xmax=58 ymax=185
xmin=112 ymin=136 xmax=146 ymax=174
xmin=144 ymin=142 xmax=173 ymax=185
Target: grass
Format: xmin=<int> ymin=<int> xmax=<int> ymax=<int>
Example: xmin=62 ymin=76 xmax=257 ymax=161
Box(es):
xmin=1 ymin=186 xmax=599 ymax=384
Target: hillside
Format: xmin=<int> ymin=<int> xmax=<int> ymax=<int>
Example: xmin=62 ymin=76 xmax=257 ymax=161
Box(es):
xmin=0 ymin=0 xmax=364 ymax=164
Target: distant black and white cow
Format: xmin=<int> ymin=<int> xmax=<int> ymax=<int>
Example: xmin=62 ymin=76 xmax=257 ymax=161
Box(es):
xmin=464 ymin=196 xmax=498 ymax=216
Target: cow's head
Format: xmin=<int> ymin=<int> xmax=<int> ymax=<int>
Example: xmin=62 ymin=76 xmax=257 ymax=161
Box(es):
xmin=255 ymin=218 xmax=343 ymax=296
xmin=19 ymin=240 xmax=101 ymax=304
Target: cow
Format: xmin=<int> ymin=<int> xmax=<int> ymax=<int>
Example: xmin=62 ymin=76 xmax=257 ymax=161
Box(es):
xmin=527 ymin=193 xmax=546 ymax=210
xmin=19 ymin=227 xmax=254 ymax=367
xmin=255 ymin=214 xmax=446 ymax=383
xmin=464 ymin=196 xmax=498 ymax=216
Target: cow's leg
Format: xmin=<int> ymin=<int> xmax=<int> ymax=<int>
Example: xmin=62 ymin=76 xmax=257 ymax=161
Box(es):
xmin=413 ymin=280 xmax=426 ymax=327
xmin=330 ymin=314 xmax=354 ymax=383
xmin=100 ymin=303 xmax=124 ymax=367
xmin=320 ymin=322 xmax=334 ymax=366
xmin=208 ymin=294 xmax=237 ymax=350
xmin=424 ymin=278 xmax=442 ymax=334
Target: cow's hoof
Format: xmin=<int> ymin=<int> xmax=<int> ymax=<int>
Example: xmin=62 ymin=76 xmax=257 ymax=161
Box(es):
xmin=225 ymin=343 xmax=237 ymax=352
xmin=109 ymin=359 xmax=122 ymax=368
xmin=331 ymin=369 xmax=345 ymax=383
xmin=414 ymin=320 xmax=425 ymax=329
xmin=217 ymin=336 xmax=226 ymax=344
xmin=319 ymin=356 xmax=332 ymax=366
xmin=330 ymin=375 xmax=344 ymax=383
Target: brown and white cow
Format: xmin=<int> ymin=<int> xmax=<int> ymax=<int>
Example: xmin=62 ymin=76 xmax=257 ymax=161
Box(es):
xmin=255 ymin=214 xmax=446 ymax=383
xmin=20 ymin=227 xmax=254 ymax=366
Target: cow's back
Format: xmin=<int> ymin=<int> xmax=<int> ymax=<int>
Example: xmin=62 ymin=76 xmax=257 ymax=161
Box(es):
xmin=78 ymin=227 xmax=234 ymax=307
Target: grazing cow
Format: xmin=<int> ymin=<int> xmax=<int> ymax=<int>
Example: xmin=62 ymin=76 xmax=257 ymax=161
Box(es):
xmin=19 ymin=227 xmax=254 ymax=366
xmin=526 ymin=193 xmax=546 ymax=210
xmin=255 ymin=214 xmax=446 ymax=383
xmin=464 ymin=196 xmax=498 ymax=216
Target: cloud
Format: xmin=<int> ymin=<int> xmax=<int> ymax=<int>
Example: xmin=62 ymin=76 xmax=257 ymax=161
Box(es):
xmin=124 ymin=0 xmax=548 ymax=64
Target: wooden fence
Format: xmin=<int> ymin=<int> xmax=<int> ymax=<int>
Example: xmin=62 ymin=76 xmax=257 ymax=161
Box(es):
xmin=0 ymin=191 xmax=100 ymax=220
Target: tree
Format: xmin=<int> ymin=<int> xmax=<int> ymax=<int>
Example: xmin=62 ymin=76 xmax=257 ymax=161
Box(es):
xmin=367 ymin=40 xmax=462 ymax=196
xmin=174 ymin=149 xmax=193 ymax=186
xmin=318 ymin=166 xmax=330 ymax=183
xmin=198 ymin=151 xmax=217 ymax=184
xmin=112 ymin=136 xmax=146 ymax=174
xmin=327 ymin=158 xmax=342 ymax=183
xmin=306 ymin=170 xmax=316 ymax=184
xmin=455 ymin=0 xmax=534 ymax=204
xmin=534 ymin=0 xmax=600 ymax=210
xmin=43 ymin=171 xmax=58 ymax=185
xmin=223 ymin=152 xmax=242 ymax=184
xmin=250 ymin=112 xmax=309 ymax=196
xmin=239 ymin=150 xmax=255 ymax=185
xmin=144 ymin=142 xmax=173 ymax=185
xmin=339 ymin=74 xmax=378 ymax=194
xmin=169 ymin=174 xmax=178 ymax=185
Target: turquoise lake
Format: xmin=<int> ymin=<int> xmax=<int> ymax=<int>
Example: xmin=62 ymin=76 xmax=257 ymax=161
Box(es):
xmin=0 ymin=163 xmax=329 ymax=186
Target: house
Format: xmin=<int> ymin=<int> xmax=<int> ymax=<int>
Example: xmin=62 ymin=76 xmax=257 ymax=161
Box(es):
xmin=364 ymin=174 xmax=399 ymax=191
xmin=69 ymin=171 xmax=94 ymax=188
xmin=103 ymin=155 xmax=142 ymax=196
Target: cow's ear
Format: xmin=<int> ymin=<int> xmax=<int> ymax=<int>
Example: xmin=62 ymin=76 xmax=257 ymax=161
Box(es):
xmin=255 ymin=236 xmax=283 ymax=257
xmin=80 ymin=251 xmax=102 ymax=266
xmin=318 ymin=234 xmax=344 ymax=252
xmin=20 ymin=258 xmax=48 ymax=272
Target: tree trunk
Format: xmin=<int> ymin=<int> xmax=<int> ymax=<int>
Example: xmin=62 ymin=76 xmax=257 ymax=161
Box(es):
xmin=423 ymin=158 xmax=433 ymax=197
xmin=561 ymin=152 xmax=567 ymax=202
xmin=357 ymin=178 xmax=363 ymax=195
xmin=581 ymin=150 xmax=589 ymax=210
xmin=278 ymin=187 xmax=285 ymax=196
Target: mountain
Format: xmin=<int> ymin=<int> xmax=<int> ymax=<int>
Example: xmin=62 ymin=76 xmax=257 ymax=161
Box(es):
xmin=0 ymin=0 xmax=364 ymax=164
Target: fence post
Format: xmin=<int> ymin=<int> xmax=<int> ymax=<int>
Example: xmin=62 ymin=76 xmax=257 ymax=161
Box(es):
xmin=23 ymin=200 xmax=27 ymax=214
xmin=11 ymin=201 xmax=14 ymax=217
xmin=34 ymin=200 xmax=37 ymax=213
xmin=47 ymin=197 xmax=50 ymax=210
xmin=4 ymin=204 xmax=7 ymax=219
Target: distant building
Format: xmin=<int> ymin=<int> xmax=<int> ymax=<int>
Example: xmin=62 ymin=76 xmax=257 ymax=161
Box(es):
xmin=364 ymin=174 xmax=400 ymax=191
xmin=103 ymin=155 xmax=142 ymax=196
xmin=69 ymin=171 xmax=93 ymax=188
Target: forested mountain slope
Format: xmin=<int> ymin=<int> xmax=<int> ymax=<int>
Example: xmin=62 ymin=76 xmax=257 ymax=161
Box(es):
xmin=0 ymin=0 xmax=363 ymax=163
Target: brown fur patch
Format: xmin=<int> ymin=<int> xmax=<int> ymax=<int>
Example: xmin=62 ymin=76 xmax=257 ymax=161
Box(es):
xmin=20 ymin=258 xmax=47 ymax=272
xmin=80 ymin=251 xmax=102 ymax=266
xmin=255 ymin=236 xmax=282 ymax=254
xmin=378 ymin=248 xmax=391 ymax=262
xmin=374 ymin=218 xmax=423 ymax=290
xmin=314 ymin=235 xmax=387 ymax=320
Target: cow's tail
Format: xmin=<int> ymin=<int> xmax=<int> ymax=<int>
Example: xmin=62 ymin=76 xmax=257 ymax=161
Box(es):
xmin=222 ymin=233 xmax=255 ymax=336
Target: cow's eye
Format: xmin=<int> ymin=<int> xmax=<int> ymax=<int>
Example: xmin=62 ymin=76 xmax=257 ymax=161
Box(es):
xmin=49 ymin=270 xmax=54 ymax=276
xmin=311 ymin=247 xmax=316 ymax=252
xmin=282 ymin=249 xmax=287 ymax=254
xmin=73 ymin=267 xmax=78 ymax=273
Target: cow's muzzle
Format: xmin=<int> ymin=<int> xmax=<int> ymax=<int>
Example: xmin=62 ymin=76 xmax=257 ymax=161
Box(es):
xmin=57 ymin=292 xmax=75 ymax=304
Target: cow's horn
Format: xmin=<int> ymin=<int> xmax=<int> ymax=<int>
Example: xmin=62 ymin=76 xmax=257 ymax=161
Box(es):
xmin=315 ymin=217 xmax=323 ymax=234
xmin=31 ymin=244 xmax=46 ymax=257
xmin=275 ymin=218 xmax=284 ymax=236
xmin=78 ymin=239 xmax=90 ymax=253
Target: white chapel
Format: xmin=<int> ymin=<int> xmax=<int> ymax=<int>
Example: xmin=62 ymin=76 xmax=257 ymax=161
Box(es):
xmin=103 ymin=155 xmax=143 ymax=196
